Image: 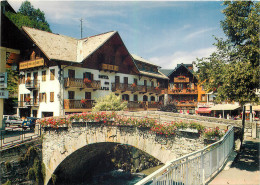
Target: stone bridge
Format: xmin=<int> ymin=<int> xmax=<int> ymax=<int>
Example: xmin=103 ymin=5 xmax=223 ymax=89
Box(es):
xmin=42 ymin=124 xmax=204 ymax=185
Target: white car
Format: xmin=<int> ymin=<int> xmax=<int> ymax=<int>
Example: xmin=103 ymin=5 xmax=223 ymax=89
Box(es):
xmin=3 ymin=115 xmax=24 ymax=127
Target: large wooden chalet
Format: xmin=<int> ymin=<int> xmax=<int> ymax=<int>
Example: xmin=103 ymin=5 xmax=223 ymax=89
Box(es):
xmin=17 ymin=27 xmax=168 ymax=118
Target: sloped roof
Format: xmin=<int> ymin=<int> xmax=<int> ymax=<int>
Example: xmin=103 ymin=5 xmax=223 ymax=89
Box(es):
xmin=160 ymin=63 xmax=195 ymax=78
xmin=22 ymin=26 xmax=116 ymax=63
xmin=131 ymin=54 xmax=168 ymax=79
xmin=159 ymin=69 xmax=173 ymax=77
xmin=131 ymin=54 xmax=158 ymax=67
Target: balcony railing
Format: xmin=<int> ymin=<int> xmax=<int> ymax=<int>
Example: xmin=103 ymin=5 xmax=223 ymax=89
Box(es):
xmin=111 ymin=83 xmax=146 ymax=93
xmin=64 ymin=78 xmax=101 ymax=90
xmin=112 ymin=83 xmax=164 ymax=94
xmin=18 ymin=99 xmax=39 ymax=107
xmin=127 ymin=101 xmax=160 ymax=110
xmin=175 ymin=101 xmax=198 ymax=107
xmin=64 ymin=99 xmax=94 ymax=109
xmin=25 ymin=80 xmax=40 ymax=90
xmin=168 ymin=88 xmax=198 ymax=94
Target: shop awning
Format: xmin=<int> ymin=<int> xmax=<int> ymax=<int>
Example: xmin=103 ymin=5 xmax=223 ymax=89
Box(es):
xmin=210 ymin=104 xmax=241 ymax=111
xmin=196 ymin=107 xmax=211 ymax=114
xmin=245 ymin=105 xmax=260 ymax=112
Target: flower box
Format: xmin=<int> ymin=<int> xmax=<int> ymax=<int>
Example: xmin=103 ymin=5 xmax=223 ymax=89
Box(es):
xmin=72 ymin=122 xmax=86 ymax=127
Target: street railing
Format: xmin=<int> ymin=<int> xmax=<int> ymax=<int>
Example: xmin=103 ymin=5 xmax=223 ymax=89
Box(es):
xmin=135 ymin=126 xmax=234 ymax=185
xmin=0 ymin=124 xmax=41 ymax=150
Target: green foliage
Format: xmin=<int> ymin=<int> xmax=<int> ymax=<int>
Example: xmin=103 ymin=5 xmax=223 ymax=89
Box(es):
xmin=4 ymin=161 xmax=11 ymax=172
xmin=92 ymin=93 xmax=128 ymax=111
xmin=196 ymin=1 xmax=260 ymax=104
xmin=3 ymin=180 xmax=12 ymax=185
xmin=51 ymin=174 xmax=57 ymax=185
xmin=6 ymin=68 xmax=18 ymax=97
xmin=5 ymin=1 xmax=51 ymax=32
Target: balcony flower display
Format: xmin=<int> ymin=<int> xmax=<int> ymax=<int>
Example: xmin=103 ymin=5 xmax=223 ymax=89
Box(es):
xmin=113 ymin=116 xmax=136 ymax=127
xmin=26 ymin=77 xmax=31 ymax=83
xmin=155 ymin=86 xmax=159 ymax=90
xmin=80 ymin=99 xmax=86 ymax=104
xmin=25 ymin=97 xmax=31 ymax=103
xmin=84 ymin=78 xmax=92 ymax=84
xmin=131 ymin=83 xmax=136 ymax=87
xmin=177 ymin=75 xmax=185 ymax=79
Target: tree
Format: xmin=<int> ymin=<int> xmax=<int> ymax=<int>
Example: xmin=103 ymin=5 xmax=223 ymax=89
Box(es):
xmin=196 ymin=1 xmax=259 ymax=105
xmin=92 ymin=93 xmax=128 ymax=112
xmin=5 ymin=1 xmax=51 ymax=32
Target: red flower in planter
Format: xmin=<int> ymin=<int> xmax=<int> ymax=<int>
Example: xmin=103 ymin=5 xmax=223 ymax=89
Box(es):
xmin=131 ymin=83 xmax=136 ymax=87
xmin=81 ymin=99 xmax=86 ymax=104
xmin=84 ymin=78 xmax=92 ymax=84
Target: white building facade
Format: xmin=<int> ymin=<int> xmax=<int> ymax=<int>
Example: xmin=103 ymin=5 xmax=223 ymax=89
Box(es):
xmin=17 ymin=27 xmax=168 ymax=118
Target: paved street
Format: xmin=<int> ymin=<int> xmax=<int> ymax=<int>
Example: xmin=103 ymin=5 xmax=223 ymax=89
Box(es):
xmin=0 ymin=126 xmax=40 ymax=150
xmin=209 ymin=137 xmax=260 ymax=185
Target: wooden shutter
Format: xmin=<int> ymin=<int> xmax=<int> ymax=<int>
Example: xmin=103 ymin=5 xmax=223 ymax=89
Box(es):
xmin=50 ymin=92 xmax=54 ymax=102
xmin=42 ymin=71 xmax=46 ymax=81
xmin=39 ymin=93 xmax=42 ymax=102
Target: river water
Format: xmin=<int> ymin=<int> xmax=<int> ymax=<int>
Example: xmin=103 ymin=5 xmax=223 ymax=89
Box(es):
xmin=78 ymin=169 xmax=148 ymax=185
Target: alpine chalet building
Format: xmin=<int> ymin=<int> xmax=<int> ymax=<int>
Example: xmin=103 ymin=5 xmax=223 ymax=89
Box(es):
xmin=17 ymin=27 xmax=168 ymax=118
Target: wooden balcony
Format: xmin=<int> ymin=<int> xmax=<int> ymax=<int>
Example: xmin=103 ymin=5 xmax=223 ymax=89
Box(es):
xmin=174 ymin=77 xmax=189 ymax=83
xmin=147 ymin=86 xmax=163 ymax=94
xmin=64 ymin=99 xmax=94 ymax=109
xmin=64 ymin=78 xmax=101 ymax=90
xmin=111 ymin=83 xmax=146 ymax=93
xmin=168 ymin=88 xmax=198 ymax=95
xmin=25 ymin=80 xmax=40 ymax=90
xmin=100 ymin=64 xmax=119 ymax=72
xmin=176 ymin=101 xmax=198 ymax=107
xmin=127 ymin=101 xmax=160 ymax=110
xmin=18 ymin=99 xmax=39 ymax=107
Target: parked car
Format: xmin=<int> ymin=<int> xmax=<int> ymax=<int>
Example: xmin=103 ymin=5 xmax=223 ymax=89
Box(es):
xmin=3 ymin=115 xmax=24 ymax=127
xmin=158 ymin=104 xmax=177 ymax=112
xmin=22 ymin=117 xmax=39 ymax=130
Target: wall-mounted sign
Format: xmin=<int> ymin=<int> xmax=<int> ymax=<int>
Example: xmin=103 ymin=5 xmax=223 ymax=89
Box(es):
xmin=100 ymin=87 xmax=109 ymax=91
xmin=0 ymin=90 xmax=9 ymax=99
xmin=99 ymin=75 xmax=109 ymax=79
xmin=0 ymin=72 xmax=7 ymax=88
xmin=19 ymin=58 xmax=44 ymax=70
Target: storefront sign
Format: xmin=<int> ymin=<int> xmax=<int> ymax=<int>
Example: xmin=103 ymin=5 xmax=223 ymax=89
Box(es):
xmin=19 ymin=58 xmax=44 ymax=70
xmin=0 ymin=90 xmax=9 ymax=99
xmin=99 ymin=75 xmax=109 ymax=79
xmin=0 ymin=72 xmax=7 ymax=88
xmin=100 ymin=87 xmax=109 ymax=91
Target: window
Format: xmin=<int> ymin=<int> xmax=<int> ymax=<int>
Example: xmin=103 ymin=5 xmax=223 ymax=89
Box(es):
xmin=151 ymin=96 xmax=155 ymax=101
xmin=151 ymin=81 xmax=154 ymax=87
xmin=68 ymin=69 xmax=75 ymax=78
xmin=83 ymin=72 xmax=92 ymax=80
xmin=39 ymin=93 xmax=47 ymax=102
xmin=143 ymin=95 xmax=148 ymax=102
xmin=42 ymin=71 xmax=46 ymax=81
xmin=85 ymin=92 xmax=91 ymax=100
xmin=50 ymin=69 xmax=55 ymax=80
xmin=68 ymin=91 xmax=75 ymax=99
xmin=122 ymin=94 xmax=129 ymax=101
xmin=134 ymin=95 xmax=138 ymax=102
xmin=50 ymin=92 xmax=54 ymax=102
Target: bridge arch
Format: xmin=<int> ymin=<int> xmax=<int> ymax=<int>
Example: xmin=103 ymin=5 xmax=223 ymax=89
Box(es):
xmin=42 ymin=126 xmax=203 ymax=184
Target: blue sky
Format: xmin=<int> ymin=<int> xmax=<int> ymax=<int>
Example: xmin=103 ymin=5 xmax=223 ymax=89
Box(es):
xmin=8 ymin=0 xmax=226 ymax=69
